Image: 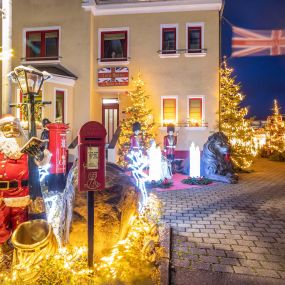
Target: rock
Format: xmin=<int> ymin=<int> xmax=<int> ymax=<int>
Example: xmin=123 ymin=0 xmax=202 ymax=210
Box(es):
xmin=70 ymin=162 xmax=140 ymax=258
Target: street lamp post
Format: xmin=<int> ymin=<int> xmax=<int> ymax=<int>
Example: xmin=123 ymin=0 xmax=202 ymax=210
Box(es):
xmin=9 ymin=65 xmax=52 ymax=219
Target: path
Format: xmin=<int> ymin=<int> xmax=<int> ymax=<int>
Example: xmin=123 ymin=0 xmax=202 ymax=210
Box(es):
xmin=156 ymin=159 xmax=285 ymax=284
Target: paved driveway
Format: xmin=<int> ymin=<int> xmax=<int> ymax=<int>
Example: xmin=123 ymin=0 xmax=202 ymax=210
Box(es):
xmin=156 ymin=159 xmax=285 ymax=284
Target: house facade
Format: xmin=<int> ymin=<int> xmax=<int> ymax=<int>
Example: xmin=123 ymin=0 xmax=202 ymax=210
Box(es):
xmin=1 ymin=0 xmax=222 ymax=159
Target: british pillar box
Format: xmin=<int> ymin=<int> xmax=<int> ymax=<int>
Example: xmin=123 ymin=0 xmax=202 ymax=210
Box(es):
xmin=46 ymin=123 xmax=69 ymax=192
xmin=78 ymin=121 xmax=107 ymax=192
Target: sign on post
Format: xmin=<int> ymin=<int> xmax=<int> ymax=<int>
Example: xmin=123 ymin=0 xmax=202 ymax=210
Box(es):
xmin=78 ymin=121 xmax=107 ymax=192
xmin=78 ymin=121 xmax=107 ymax=268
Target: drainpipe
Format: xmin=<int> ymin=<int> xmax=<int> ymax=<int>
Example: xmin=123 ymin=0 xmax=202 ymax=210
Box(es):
xmin=2 ymin=0 xmax=12 ymax=116
xmin=219 ymin=0 xmax=225 ymax=131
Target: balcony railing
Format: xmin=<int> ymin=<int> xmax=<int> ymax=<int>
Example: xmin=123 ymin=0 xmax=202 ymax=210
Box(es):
xmin=160 ymin=122 xmax=208 ymax=128
xmin=157 ymin=48 xmax=207 ymax=55
xmin=97 ymin=57 xmax=130 ymax=62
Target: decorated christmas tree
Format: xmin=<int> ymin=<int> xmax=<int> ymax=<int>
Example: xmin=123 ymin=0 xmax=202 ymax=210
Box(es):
xmin=118 ymin=74 xmax=155 ymax=167
xmin=265 ymin=99 xmax=285 ymax=160
xmin=220 ymin=60 xmax=254 ymax=170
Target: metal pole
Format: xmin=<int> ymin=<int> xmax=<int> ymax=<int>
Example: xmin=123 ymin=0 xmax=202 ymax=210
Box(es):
xmin=27 ymin=93 xmax=46 ymax=219
xmin=87 ymin=191 xmax=95 ymax=268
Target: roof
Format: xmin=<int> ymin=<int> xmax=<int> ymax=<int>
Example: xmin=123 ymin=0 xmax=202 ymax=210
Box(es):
xmin=29 ymin=64 xmax=78 ymax=80
xmin=95 ymin=0 xmax=183 ymax=4
xmin=83 ymin=0 xmax=223 ymax=15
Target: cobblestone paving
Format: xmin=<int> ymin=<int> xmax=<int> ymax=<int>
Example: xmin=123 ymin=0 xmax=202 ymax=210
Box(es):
xmin=156 ymin=159 xmax=285 ymax=281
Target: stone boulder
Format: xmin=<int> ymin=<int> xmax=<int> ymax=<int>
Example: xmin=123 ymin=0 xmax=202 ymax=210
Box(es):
xmin=70 ymin=162 xmax=140 ymax=258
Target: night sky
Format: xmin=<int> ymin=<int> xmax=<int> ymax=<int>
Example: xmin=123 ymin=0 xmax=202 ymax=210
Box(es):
xmin=222 ymin=0 xmax=285 ymax=120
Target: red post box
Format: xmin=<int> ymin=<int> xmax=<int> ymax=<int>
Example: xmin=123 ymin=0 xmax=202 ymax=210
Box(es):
xmin=78 ymin=121 xmax=107 ymax=192
xmin=46 ymin=123 xmax=69 ymax=192
xmin=47 ymin=123 xmax=69 ymax=174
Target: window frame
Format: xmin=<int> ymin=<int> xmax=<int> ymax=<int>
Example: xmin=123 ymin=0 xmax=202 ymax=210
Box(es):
xmin=98 ymin=27 xmax=130 ymax=65
xmin=161 ymin=96 xmax=178 ymax=126
xmin=23 ymin=26 xmax=61 ymax=63
xmin=187 ymin=95 xmax=206 ymax=128
xmin=54 ymin=88 xmax=67 ymax=124
xmin=187 ymin=26 xmax=202 ymax=52
xmin=159 ymin=24 xmax=179 ymax=58
xmin=162 ymin=27 xmax=176 ymax=54
xmin=185 ymin=22 xmax=206 ymax=57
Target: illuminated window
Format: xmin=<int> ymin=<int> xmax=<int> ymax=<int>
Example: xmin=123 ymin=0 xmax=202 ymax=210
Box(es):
xmin=55 ymin=90 xmax=65 ymax=123
xmin=162 ymin=97 xmax=177 ymax=126
xmin=100 ymin=30 xmax=128 ymax=62
xmin=189 ymin=98 xmax=202 ymax=127
xmin=26 ymin=30 xmax=59 ymax=60
xmin=162 ymin=27 xmax=177 ymax=54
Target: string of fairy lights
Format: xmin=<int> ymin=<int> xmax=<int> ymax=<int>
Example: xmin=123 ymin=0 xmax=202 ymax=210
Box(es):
xmin=0 ymin=194 xmax=162 ymax=284
xmin=220 ymin=60 xmax=255 ymax=170
xmin=118 ymin=74 xmax=155 ymax=167
xmin=265 ymin=99 xmax=285 ymax=155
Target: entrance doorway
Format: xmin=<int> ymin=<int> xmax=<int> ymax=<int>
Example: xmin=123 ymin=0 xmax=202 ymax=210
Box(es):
xmin=102 ymin=99 xmax=119 ymax=143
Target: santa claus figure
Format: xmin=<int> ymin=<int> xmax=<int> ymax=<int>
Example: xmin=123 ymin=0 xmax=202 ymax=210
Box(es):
xmin=164 ymin=124 xmax=177 ymax=162
xmin=130 ymin=122 xmax=143 ymax=152
xmin=0 ymin=115 xmax=49 ymax=249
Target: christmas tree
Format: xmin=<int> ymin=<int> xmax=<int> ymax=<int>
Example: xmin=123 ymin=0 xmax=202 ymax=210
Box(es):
xmin=220 ymin=60 xmax=254 ymax=170
xmin=265 ymin=99 xmax=285 ymax=160
xmin=118 ymin=74 xmax=155 ymax=166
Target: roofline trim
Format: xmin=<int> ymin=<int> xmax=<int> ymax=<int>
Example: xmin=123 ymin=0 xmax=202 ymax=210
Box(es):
xmin=48 ymin=74 xmax=77 ymax=87
xmin=82 ymin=0 xmax=222 ymax=15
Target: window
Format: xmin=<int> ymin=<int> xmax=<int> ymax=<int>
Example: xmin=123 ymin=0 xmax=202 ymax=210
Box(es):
xmin=100 ymin=30 xmax=128 ymax=62
xmin=162 ymin=97 xmax=177 ymax=126
xmin=185 ymin=23 xmax=206 ymax=56
xmin=159 ymin=24 xmax=179 ymax=58
xmin=188 ymin=98 xmax=202 ymax=127
xmin=162 ymin=27 xmax=176 ymax=54
xmin=188 ymin=27 xmax=201 ymax=52
xmin=55 ymin=90 xmax=65 ymax=123
xmin=26 ymin=29 xmax=59 ymax=61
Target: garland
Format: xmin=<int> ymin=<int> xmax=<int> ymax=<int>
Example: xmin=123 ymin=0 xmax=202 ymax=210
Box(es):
xmin=181 ymin=177 xmax=212 ymax=185
xmin=146 ymin=178 xmax=173 ymax=189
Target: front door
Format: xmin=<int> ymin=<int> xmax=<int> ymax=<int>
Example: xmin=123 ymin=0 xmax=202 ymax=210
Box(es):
xmin=102 ymin=99 xmax=119 ymax=143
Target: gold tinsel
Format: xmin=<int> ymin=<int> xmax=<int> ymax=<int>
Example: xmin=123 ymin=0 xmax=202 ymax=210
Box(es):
xmin=0 ymin=194 xmax=163 ymax=285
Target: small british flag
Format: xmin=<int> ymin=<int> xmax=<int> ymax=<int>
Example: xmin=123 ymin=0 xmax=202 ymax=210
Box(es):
xmin=232 ymin=26 xmax=285 ymax=57
xmin=98 ymin=66 xmax=129 ymax=87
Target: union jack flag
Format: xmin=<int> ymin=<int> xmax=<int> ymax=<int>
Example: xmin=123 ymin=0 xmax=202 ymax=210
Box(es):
xmin=232 ymin=26 xmax=285 ymax=57
xmin=98 ymin=66 xmax=129 ymax=87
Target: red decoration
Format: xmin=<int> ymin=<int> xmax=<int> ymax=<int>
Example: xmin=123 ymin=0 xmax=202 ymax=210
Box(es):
xmin=0 ymin=153 xmax=29 ymax=244
xmin=98 ymin=67 xmax=129 ymax=87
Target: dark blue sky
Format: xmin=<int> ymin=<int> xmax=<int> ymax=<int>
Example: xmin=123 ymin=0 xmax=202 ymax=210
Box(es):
xmin=222 ymin=0 xmax=285 ymax=119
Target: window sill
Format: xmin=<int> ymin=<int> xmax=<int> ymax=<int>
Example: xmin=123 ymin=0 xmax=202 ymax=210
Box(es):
xmin=159 ymin=53 xmax=180 ymax=59
xmin=98 ymin=60 xmax=130 ymax=66
xmin=159 ymin=126 xmax=207 ymax=131
xmin=159 ymin=127 xmax=181 ymax=131
xmin=185 ymin=52 xmax=207 ymax=58
xmin=185 ymin=127 xmax=207 ymax=131
xmin=21 ymin=59 xmax=61 ymax=65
